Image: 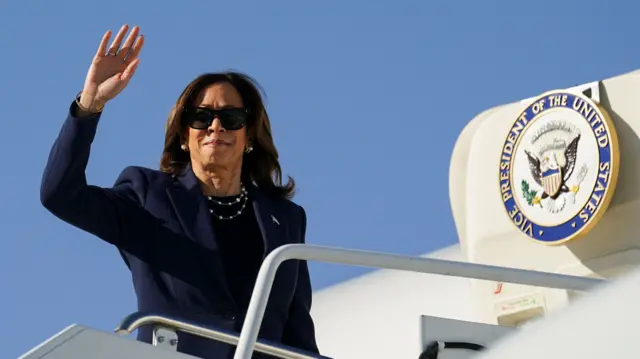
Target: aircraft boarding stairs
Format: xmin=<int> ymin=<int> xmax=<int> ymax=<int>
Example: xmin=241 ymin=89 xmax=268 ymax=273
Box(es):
xmin=18 ymin=243 xmax=605 ymax=359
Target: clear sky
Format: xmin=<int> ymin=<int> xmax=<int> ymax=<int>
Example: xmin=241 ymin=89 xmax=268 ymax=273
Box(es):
xmin=2 ymin=0 xmax=639 ymax=357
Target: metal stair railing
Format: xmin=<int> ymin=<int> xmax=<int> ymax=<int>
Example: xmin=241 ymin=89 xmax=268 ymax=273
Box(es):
xmin=233 ymin=244 xmax=605 ymax=359
xmin=113 ymin=244 xmax=605 ymax=359
xmin=114 ymin=311 xmax=329 ymax=359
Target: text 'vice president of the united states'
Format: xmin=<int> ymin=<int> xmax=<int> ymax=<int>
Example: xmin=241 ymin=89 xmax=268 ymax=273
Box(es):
xmin=40 ymin=24 xmax=319 ymax=359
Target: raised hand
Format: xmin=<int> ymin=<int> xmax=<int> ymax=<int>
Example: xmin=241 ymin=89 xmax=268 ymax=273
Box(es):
xmin=78 ymin=24 xmax=144 ymax=113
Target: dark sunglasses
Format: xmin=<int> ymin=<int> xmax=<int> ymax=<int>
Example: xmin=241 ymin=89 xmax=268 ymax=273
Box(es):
xmin=183 ymin=107 xmax=249 ymax=131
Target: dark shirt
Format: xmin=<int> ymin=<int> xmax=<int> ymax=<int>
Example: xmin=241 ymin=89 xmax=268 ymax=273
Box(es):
xmin=206 ymin=193 xmax=265 ymax=323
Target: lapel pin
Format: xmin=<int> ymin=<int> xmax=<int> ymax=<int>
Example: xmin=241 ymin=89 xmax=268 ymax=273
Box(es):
xmin=271 ymin=215 xmax=280 ymax=226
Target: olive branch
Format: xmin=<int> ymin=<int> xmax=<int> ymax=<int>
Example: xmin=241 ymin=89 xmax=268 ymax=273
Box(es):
xmin=521 ymin=180 xmax=539 ymax=206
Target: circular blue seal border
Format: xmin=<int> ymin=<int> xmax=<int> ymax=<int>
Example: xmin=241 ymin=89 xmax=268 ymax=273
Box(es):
xmin=498 ymin=90 xmax=620 ymax=245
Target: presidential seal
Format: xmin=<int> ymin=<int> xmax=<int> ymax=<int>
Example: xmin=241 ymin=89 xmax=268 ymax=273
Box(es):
xmin=498 ymin=90 xmax=619 ymax=245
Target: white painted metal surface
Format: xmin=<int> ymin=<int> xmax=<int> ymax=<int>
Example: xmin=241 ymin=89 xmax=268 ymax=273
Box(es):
xmin=477 ymin=264 xmax=640 ymax=359
xmin=18 ymin=325 xmax=197 ymax=359
xmin=451 ymin=69 xmax=640 ymax=325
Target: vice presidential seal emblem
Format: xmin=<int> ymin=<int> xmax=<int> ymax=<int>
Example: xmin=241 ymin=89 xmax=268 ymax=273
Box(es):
xmin=498 ymin=90 xmax=619 ymax=245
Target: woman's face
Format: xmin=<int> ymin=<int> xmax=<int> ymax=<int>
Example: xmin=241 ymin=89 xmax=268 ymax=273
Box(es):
xmin=185 ymin=82 xmax=248 ymax=170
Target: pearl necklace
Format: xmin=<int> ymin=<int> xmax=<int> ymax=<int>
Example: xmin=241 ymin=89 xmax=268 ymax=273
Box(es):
xmin=207 ymin=185 xmax=249 ymax=220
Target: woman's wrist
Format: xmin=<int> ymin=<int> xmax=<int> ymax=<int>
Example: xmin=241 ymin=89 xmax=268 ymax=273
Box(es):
xmin=74 ymin=91 xmax=104 ymax=118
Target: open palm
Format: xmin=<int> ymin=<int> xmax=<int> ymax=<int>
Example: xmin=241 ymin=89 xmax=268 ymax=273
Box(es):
xmin=81 ymin=24 xmax=144 ymax=110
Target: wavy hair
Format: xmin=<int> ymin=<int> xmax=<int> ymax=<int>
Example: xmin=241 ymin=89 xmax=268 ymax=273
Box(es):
xmin=160 ymin=71 xmax=295 ymax=199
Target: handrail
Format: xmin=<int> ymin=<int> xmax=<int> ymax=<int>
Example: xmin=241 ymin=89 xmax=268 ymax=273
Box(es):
xmin=114 ymin=311 xmax=328 ymax=359
xmin=234 ymin=244 xmax=605 ymax=359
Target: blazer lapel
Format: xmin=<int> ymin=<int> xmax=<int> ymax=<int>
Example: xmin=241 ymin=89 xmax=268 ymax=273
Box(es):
xmin=165 ymin=164 xmax=233 ymax=303
xmin=248 ymin=185 xmax=285 ymax=257
xmin=248 ymin=186 xmax=293 ymax=322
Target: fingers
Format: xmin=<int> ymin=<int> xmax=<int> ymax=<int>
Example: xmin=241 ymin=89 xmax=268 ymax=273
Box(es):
xmin=120 ymin=58 xmax=140 ymax=84
xmin=118 ymin=25 xmax=140 ymax=60
xmin=107 ymin=24 xmax=130 ymax=56
xmin=124 ymin=32 xmax=145 ymax=63
xmin=95 ymin=30 xmax=111 ymax=58
xmin=95 ymin=24 xmax=144 ymax=60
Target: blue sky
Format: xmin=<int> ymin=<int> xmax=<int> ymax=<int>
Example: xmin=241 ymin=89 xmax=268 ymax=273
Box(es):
xmin=2 ymin=0 xmax=639 ymax=357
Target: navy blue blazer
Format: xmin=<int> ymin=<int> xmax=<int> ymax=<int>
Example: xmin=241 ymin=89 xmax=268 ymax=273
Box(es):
xmin=40 ymin=100 xmax=319 ymax=359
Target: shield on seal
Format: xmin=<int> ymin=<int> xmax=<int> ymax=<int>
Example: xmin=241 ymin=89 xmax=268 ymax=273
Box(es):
xmin=541 ymin=168 xmax=562 ymax=197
